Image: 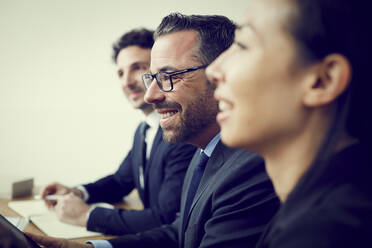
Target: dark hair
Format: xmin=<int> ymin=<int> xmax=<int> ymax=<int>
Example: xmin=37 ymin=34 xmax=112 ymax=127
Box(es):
xmin=112 ymin=28 xmax=154 ymax=62
xmin=154 ymin=13 xmax=236 ymax=65
xmin=289 ymin=0 xmax=371 ymax=145
xmin=286 ymin=0 xmax=372 ymax=201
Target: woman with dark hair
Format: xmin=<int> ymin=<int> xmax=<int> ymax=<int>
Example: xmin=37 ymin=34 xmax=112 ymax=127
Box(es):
xmin=207 ymin=0 xmax=372 ymax=247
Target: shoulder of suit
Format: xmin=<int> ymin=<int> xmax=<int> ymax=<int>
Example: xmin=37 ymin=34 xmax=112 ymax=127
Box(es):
xmin=213 ymin=142 xmax=264 ymax=167
xmin=161 ymin=140 xmax=197 ymax=155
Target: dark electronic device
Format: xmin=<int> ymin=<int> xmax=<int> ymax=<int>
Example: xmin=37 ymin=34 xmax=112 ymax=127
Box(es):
xmin=0 ymin=215 xmax=41 ymax=248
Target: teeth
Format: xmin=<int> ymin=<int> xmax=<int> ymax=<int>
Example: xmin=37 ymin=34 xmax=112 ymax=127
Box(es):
xmin=219 ymin=101 xmax=232 ymax=111
xmin=161 ymin=111 xmax=177 ymax=119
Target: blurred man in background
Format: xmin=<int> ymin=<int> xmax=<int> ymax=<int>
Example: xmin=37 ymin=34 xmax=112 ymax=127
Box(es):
xmin=41 ymin=28 xmax=196 ymax=235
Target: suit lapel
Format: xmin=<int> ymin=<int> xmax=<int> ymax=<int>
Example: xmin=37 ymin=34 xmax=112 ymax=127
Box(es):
xmin=182 ymin=141 xmax=229 ymax=231
xmin=180 ymin=150 xmax=200 ymax=213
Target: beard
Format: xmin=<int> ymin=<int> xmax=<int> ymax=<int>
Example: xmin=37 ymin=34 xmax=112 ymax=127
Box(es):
xmin=156 ymin=81 xmax=218 ymax=143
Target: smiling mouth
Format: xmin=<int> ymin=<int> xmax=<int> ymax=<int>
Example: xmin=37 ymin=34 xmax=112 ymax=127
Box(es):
xmin=129 ymin=90 xmax=143 ymax=99
xmin=130 ymin=89 xmax=143 ymax=94
xmin=218 ymin=101 xmax=233 ymax=111
xmin=216 ymin=100 xmax=234 ymax=124
xmin=160 ymin=111 xmax=178 ymax=118
xmin=157 ymin=109 xmax=179 ymax=127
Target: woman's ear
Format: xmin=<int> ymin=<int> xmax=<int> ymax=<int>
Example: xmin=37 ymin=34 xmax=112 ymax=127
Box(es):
xmin=303 ymin=54 xmax=351 ymax=107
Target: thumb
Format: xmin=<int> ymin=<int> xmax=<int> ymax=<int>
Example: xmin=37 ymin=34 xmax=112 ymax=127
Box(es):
xmin=24 ymin=232 xmax=65 ymax=248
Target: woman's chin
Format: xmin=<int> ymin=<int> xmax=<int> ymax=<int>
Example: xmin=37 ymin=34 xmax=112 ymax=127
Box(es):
xmin=220 ymin=129 xmax=242 ymax=148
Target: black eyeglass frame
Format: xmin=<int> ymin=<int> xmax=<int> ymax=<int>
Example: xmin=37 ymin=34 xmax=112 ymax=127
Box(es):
xmin=142 ymin=64 xmax=208 ymax=92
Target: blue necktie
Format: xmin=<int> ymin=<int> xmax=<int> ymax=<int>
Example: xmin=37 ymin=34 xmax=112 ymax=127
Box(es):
xmin=183 ymin=151 xmax=209 ymax=222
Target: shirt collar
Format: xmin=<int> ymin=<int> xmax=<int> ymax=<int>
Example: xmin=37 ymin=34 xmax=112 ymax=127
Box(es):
xmin=145 ymin=110 xmax=160 ymax=129
xmin=202 ymin=133 xmax=221 ymax=157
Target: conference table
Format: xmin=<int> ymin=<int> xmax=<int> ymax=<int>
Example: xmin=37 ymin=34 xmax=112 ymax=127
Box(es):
xmin=0 ymin=190 xmax=143 ymax=243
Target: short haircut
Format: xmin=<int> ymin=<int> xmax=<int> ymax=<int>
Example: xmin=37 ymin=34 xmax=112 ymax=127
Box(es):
xmin=112 ymin=28 xmax=154 ymax=63
xmin=154 ymin=13 xmax=236 ymax=65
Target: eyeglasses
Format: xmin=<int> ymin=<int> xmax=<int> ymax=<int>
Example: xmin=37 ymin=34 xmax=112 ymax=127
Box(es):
xmin=142 ymin=64 xmax=208 ymax=92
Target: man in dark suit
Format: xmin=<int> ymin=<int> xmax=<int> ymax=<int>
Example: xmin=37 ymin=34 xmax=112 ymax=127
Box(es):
xmin=28 ymin=14 xmax=279 ymax=248
xmin=40 ymin=28 xmax=196 ymax=235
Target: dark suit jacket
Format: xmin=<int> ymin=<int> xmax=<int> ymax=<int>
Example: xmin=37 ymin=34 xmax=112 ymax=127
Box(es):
xmin=256 ymin=143 xmax=372 ymax=248
xmin=83 ymin=122 xmax=197 ymax=235
xmin=108 ymin=141 xmax=280 ymax=248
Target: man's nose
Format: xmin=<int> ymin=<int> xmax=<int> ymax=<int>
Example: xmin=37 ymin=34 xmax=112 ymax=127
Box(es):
xmin=144 ymin=78 xmax=165 ymax=104
xmin=121 ymin=73 xmax=137 ymax=88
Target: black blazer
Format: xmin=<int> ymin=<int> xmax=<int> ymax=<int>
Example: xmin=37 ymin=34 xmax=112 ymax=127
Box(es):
xmin=256 ymin=143 xmax=372 ymax=248
xmin=109 ymin=141 xmax=280 ymax=248
xmin=83 ymin=122 xmax=196 ymax=235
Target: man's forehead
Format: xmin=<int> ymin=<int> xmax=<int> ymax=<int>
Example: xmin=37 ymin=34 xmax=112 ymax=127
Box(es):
xmin=116 ymin=46 xmax=151 ymax=67
xmin=150 ymin=30 xmax=199 ymax=72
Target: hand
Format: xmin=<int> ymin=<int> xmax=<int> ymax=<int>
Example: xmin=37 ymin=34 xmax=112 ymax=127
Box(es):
xmin=41 ymin=182 xmax=73 ymax=208
xmin=54 ymin=193 xmax=90 ymax=227
xmin=25 ymin=232 xmax=93 ymax=248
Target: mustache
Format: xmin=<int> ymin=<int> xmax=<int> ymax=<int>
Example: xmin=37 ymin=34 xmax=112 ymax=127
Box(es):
xmin=154 ymin=101 xmax=182 ymax=111
xmin=127 ymin=84 xmax=144 ymax=92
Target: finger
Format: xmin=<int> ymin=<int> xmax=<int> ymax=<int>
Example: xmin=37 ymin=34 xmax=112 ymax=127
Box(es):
xmin=41 ymin=189 xmax=53 ymax=199
xmin=66 ymin=192 xmax=76 ymax=199
xmin=24 ymin=232 xmax=63 ymax=248
xmin=41 ymin=185 xmax=57 ymax=198
xmin=43 ymin=195 xmax=59 ymax=207
xmin=44 ymin=199 xmax=57 ymax=208
xmin=54 ymin=200 xmax=65 ymax=220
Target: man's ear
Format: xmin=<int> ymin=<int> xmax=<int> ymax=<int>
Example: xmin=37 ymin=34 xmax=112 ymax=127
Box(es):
xmin=303 ymin=54 xmax=351 ymax=107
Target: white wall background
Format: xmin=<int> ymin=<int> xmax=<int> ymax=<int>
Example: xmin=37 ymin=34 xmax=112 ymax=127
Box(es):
xmin=0 ymin=0 xmax=248 ymax=192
